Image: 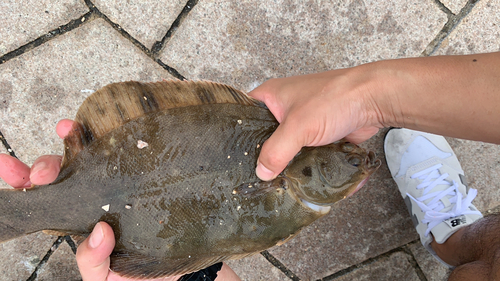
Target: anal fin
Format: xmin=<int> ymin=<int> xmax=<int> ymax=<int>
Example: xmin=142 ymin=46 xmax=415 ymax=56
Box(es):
xmin=110 ymin=250 xmax=228 ymax=279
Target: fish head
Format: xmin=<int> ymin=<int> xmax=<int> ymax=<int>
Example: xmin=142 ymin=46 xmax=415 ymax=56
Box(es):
xmin=284 ymin=141 xmax=381 ymax=205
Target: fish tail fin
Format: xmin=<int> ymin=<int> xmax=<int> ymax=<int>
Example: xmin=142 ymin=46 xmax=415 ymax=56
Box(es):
xmin=0 ymin=189 xmax=35 ymax=242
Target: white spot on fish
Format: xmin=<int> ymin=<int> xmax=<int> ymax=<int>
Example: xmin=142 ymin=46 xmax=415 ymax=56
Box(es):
xmin=137 ymin=140 xmax=148 ymax=149
xmin=244 ymin=152 xmax=248 ymax=156
xmin=237 ymin=120 xmax=242 ymax=124
xmin=101 ymin=204 xmax=110 ymax=212
xmin=143 ymin=96 xmax=148 ymax=100
xmin=237 ymin=206 xmax=241 ymax=210
xmin=232 ymin=190 xmax=237 ymax=194
xmin=227 ymin=155 xmax=231 ymax=159
xmin=113 ymin=166 xmax=117 ymax=170
xmin=125 ymin=204 xmax=132 ymax=209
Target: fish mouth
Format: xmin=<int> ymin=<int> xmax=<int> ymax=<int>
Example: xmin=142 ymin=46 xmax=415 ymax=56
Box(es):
xmin=346 ymin=176 xmax=370 ymax=198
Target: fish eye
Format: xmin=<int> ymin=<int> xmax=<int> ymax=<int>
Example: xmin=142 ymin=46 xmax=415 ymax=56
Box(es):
xmin=347 ymin=156 xmax=362 ymax=167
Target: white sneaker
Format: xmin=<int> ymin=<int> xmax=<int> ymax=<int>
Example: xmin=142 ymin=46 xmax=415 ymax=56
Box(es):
xmin=384 ymin=128 xmax=483 ymax=268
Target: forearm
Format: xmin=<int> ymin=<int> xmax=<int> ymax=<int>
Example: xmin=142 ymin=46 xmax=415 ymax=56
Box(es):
xmin=362 ymin=52 xmax=500 ymax=143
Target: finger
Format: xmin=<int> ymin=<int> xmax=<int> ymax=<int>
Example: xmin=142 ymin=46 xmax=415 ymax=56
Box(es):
xmin=30 ymin=155 xmax=62 ymax=186
xmin=56 ymin=119 xmax=74 ymax=139
xmin=0 ymin=154 xmax=31 ymax=188
xmin=247 ymin=81 xmax=286 ymax=123
xmin=76 ymin=222 xmax=115 ymax=281
xmin=344 ymin=127 xmax=380 ymax=144
xmin=255 ymin=122 xmax=303 ymax=181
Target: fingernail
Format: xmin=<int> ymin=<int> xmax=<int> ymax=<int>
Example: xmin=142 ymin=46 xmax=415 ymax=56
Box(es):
xmin=30 ymin=161 xmax=47 ymax=180
xmin=89 ymin=223 xmax=103 ymax=249
xmin=256 ymin=161 xmax=275 ymax=181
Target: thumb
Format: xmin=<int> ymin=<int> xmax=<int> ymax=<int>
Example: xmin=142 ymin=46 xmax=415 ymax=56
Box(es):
xmin=256 ymin=122 xmax=303 ymax=181
xmin=76 ymin=222 xmax=115 ymax=281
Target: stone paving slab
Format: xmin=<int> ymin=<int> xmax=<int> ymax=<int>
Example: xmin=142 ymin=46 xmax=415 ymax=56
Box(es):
xmin=93 ymin=0 xmax=186 ymax=49
xmin=226 ymin=254 xmax=290 ymax=281
xmin=0 ymin=0 xmax=88 ymax=56
xmin=0 ymin=18 xmax=172 ymax=181
xmin=160 ymin=0 xmax=446 ymax=92
xmin=441 ymin=0 xmax=469 ymax=14
xmin=0 ymin=233 xmax=57 ymax=281
xmin=437 ymin=0 xmax=500 ymax=55
xmin=36 ymin=241 xmax=81 ymax=281
xmin=330 ymin=251 xmax=421 ymax=281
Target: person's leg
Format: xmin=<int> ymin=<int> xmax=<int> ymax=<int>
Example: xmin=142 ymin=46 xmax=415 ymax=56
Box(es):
xmin=431 ymin=213 xmax=500 ymax=281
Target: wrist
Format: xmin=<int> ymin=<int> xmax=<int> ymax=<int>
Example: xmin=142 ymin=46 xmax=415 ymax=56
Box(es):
xmin=349 ymin=59 xmax=406 ymax=129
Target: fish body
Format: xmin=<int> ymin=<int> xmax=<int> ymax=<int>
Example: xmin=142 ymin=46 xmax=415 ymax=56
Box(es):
xmin=0 ymin=81 xmax=380 ymax=278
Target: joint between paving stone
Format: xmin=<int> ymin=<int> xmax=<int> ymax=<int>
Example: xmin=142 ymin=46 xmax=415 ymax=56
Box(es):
xmin=84 ymin=0 xmax=188 ymax=80
xmin=422 ymin=0 xmax=480 ymax=56
xmin=432 ymin=0 xmax=454 ymax=16
xmin=0 ymin=129 xmax=17 ymax=158
xmin=0 ymin=12 xmax=93 ymax=65
xmin=151 ymin=0 xmax=200 ymax=56
xmin=64 ymin=236 xmax=78 ymax=255
xmin=26 ymin=236 xmax=65 ymax=281
xmin=260 ymin=250 xmax=301 ymax=281
xmin=401 ymin=244 xmax=429 ymax=281
xmin=318 ymin=247 xmax=407 ymax=281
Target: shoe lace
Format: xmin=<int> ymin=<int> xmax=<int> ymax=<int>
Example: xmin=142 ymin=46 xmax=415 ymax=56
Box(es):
xmin=406 ymin=163 xmax=481 ymax=237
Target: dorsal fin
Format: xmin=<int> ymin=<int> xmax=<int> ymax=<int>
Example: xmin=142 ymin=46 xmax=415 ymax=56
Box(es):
xmin=62 ymin=80 xmax=266 ymax=167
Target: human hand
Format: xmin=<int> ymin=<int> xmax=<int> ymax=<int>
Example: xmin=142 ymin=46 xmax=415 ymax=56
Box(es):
xmin=0 ymin=120 xmax=180 ymax=281
xmin=248 ymin=69 xmax=383 ymax=181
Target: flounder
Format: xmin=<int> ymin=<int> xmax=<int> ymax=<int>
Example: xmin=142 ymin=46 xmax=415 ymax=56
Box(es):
xmin=0 ymin=81 xmax=380 ymax=279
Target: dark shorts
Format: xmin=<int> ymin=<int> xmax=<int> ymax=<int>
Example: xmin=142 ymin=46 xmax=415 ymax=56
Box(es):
xmin=179 ymin=262 xmax=223 ymax=281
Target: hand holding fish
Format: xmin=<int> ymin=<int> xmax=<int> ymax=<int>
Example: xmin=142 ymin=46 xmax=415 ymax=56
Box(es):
xmin=249 ymin=52 xmax=500 ymax=181
xmin=248 ymin=68 xmax=381 ymax=181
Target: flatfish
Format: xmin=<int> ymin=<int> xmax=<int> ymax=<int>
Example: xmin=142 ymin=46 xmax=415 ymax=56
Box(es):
xmin=0 ymin=81 xmax=380 ymax=279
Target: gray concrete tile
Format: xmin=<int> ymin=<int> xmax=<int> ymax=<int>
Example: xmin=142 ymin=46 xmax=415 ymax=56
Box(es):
xmin=36 ymin=241 xmax=81 ymax=281
xmin=0 ymin=233 xmax=58 ymax=281
xmin=436 ymin=0 xmax=500 ymax=55
xmin=0 ymin=0 xmax=88 ymax=56
xmin=332 ymin=251 xmax=421 ymax=281
xmin=93 ymin=0 xmax=186 ymax=49
xmin=160 ymin=0 xmax=447 ymax=92
xmin=226 ymin=254 xmax=289 ymax=281
xmin=440 ymin=0 xmax=468 ymax=14
xmin=0 ymin=18 xmax=173 ymax=190
xmin=408 ymin=241 xmax=450 ymax=281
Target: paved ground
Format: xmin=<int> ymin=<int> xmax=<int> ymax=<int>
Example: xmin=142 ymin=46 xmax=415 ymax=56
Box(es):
xmin=0 ymin=0 xmax=499 ymax=280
